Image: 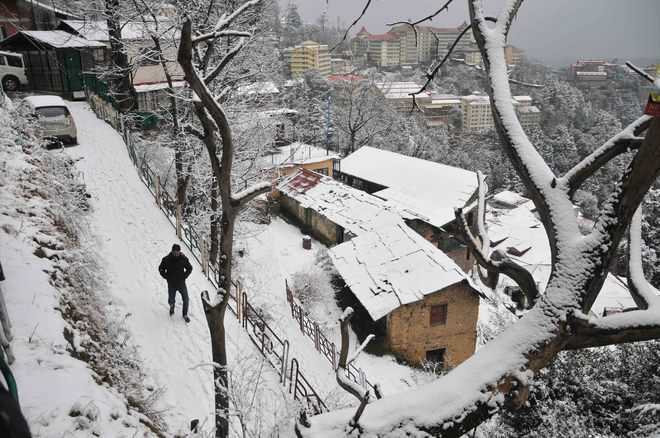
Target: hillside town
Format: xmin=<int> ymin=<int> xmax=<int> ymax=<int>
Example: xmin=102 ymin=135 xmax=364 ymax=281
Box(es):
xmin=0 ymin=0 xmax=659 ymax=437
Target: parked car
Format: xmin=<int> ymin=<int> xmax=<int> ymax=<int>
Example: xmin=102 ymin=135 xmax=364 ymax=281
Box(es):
xmin=22 ymin=95 xmax=77 ymax=146
xmin=0 ymin=51 xmax=28 ymax=92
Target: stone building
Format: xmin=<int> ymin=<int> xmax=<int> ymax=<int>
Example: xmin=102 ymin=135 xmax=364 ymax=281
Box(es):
xmin=276 ymin=169 xmax=482 ymax=368
xmin=330 ymin=223 xmax=481 ymax=368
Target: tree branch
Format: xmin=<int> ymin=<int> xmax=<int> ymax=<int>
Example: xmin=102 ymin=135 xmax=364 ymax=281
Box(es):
xmin=627 ymin=206 xmax=660 ymax=310
xmin=336 ymin=308 xmax=372 ymax=429
xmin=329 ymin=0 xmax=372 ymax=53
xmin=565 ymin=311 xmax=660 ymax=350
xmin=455 ymin=208 xmax=539 ymax=308
xmin=561 ymin=116 xmax=651 ymax=197
xmin=204 ymin=37 xmax=248 ymax=85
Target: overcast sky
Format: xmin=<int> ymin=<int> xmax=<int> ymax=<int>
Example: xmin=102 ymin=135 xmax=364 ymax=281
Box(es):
xmin=282 ymin=0 xmax=660 ymax=65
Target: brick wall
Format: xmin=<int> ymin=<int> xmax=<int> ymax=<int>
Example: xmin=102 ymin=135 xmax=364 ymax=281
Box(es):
xmin=386 ymin=281 xmax=479 ymax=368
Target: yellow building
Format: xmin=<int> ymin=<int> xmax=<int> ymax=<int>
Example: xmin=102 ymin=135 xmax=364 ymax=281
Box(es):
xmin=284 ymin=40 xmax=331 ymax=78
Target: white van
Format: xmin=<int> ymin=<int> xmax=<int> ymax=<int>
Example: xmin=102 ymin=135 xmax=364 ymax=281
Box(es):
xmin=0 ymin=51 xmax=28 ymax=92
xmin=23 ymin=95 xmax=78 ymax=146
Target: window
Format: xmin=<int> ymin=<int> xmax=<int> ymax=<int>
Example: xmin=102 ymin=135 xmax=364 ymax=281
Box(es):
xmin=92 ymin=48 xmax=106 ymax=63
xmin=313 ymin=167 xmax=328 ymax=176
xmin=6 ymin=55 xmax=22 ymax=67
xmin=429 ymin=303 xmax=447 ymax=326
xmin=0 ymin=56 xmax=5 ymax=66
xmin=425 ymin=348 xmax=446 ymax=367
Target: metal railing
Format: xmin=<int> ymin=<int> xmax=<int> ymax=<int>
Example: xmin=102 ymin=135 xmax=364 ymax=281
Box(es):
xmin=93 ymin=105 xmax=329 ymax=414
xmin=286 ymin=280 xmax=374 ymax=392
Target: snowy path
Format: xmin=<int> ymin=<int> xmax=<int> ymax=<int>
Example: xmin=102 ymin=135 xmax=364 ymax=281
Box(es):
xmin=65 ymin=102 xmax=285 ymax=433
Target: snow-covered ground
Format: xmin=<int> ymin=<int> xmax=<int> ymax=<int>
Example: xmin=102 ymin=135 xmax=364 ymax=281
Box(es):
xmin=237 ymin=218 xmax=444 ymax=398
xmin=62 ymin=102 xmax=294 ymax=435
xmin=0 ymin=105 xmax=156 ymax=436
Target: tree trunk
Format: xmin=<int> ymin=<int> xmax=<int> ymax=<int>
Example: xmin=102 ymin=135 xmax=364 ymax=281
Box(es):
xmin=105 ymin=0 xmax=133 ymax=112
xmin=210 ymin=181 xmax=220 ymax=266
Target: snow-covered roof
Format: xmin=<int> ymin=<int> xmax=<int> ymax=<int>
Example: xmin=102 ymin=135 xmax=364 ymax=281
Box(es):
xmin=237 ymin=81 xmax=280 ymax=96
xmin=512 ymin=95 xmax=532 ymax=103
xmin=340 ymin=146 xmax=478 ymax=228
xmin=490 ymin=190 xmax=528 ymax=209
xmin=259 ymin=142 xmax=338 ymax=169
xmin=19 ymin=31 xmax=105 ymax=48
xmin=31 ymin=0 xmax=81 ymax=18
xmin=132 ymin=63 xmax=184 ymax=87
xmin=375 ymin=82 xmax=430 ymax=100
xmin=60 ymin=20 xmax=177 ymax=42
xmin=486 ymin=192 xmax=637 ymax=316
xmin=516 ymin=105 xmax=540 ymax=114
xmin=133 ymin=81 xmax=186 ymax=93
xmin=330 ymin=223 xmax=471 ymax=321
xmin=24 ymin=95 xmax=69 ymax=109
xmin=277 ymin=169 xmax=408 ymax=237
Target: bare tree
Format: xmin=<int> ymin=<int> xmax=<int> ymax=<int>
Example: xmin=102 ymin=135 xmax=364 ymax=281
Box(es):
xmin=177 ymin=2 xmax=271 ymax=437
xmin=333 ymin=77 xmax=395 ymax=155
xmin=295 ymin=1 xmax=660 ymax=436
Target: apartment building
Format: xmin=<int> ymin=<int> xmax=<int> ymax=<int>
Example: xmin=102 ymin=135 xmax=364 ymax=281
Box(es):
xmin=351 ymin=23 xmax=473 ymax=67
xmin=461 ymin=94 xmax=540 ymax=133
xmin=366 ymin=33 xmax=400 ymax=67
xmin=504 ymin=45 xmax=525 ymax=66
xmin=284 ymin=40 xmax=331 ymax=78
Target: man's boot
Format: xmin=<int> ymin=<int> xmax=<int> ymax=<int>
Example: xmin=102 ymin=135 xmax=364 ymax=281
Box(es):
xmin=169 ymin=304 xmax=175 ymax=316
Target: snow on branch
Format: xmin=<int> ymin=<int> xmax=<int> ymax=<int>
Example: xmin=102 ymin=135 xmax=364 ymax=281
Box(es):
xmin=192 ymin=0 xmax=261 ymax=44
xmin=330 ymin=0 xmax=372 ymax=52
xmin=336 ymin=307 xmax=374 ymax=430
xmin=454 ymin=207 xmax=538 ymax=307
xmin=386 ymin=0 xmax=457 ymax=49
xmin=231 ymin=182 xmax=271 ymax=208
xmin=626 ymin=61 xmax=656 ymax=84
xmin=204 ymin=37 xmax=248 ymax=85
xmin=561 ymin=116 xmax=651 ymax=197
xmin=627 ymin=206 xmax=660 ymax=310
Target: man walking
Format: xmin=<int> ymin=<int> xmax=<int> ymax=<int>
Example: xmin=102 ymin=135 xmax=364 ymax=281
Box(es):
xmin=158 ymin=244 xmax=192 ymax=322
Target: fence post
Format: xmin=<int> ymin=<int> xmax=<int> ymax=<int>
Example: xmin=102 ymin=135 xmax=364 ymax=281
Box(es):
xmin=331 ymin=343 xmax=336 ymax=371
xmin=298 ymin=305 xmax=304 ymax=333
xmin=155 ymin=175 xmax=161 ymax=208
xmin=314 ymin=322 xmax=320 ymax=351
xmin=201 ymin=240 xmax=209 ymax=277
xmin=175 ymin=204 xmax=182 ymax=239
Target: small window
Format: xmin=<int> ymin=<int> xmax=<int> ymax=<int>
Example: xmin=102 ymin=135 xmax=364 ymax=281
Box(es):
xmin=0 ymin=56 xmax=5 ymax=65
xmin=314 ymin=167 xmax=328 ymax=176
xmin=6 ymin=55 xmax=22 ymax=67
xmin=430 ymin=303 xmax=448 ymax=326
xmin=425 ymin=348 xmax=446 ymax=367
xmin=92 ymin=48 xmax=105 ymax=63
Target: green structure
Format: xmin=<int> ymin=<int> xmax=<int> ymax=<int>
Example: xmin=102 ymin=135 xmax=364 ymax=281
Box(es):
xmin=0 ymin=30 xmax=105 ymax=99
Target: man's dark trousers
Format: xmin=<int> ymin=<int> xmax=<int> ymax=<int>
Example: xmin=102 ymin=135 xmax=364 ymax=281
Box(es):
xmin=168 ymin=282 xmax=189 ymax=316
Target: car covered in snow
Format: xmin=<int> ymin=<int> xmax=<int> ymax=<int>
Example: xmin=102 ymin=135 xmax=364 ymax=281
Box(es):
xmin=22 ymin=95 xmax=77 ymax=146
xmin=0 ymin=51 xmax=28 ymax=92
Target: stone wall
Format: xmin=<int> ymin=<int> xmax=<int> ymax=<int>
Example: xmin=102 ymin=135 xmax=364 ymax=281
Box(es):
xmin=386 ymin=281 xmax=479 ymax=368
xmin=277 ymin=193 xmax=339 ymax=245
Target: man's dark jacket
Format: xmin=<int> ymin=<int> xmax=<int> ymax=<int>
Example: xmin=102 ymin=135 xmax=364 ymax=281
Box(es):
xmin=159 ymin=253 xmax=192 ymax=284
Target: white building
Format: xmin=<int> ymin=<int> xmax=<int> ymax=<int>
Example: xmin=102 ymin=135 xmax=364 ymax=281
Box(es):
xmin=375 ymin=81 xmax=432 ymax=110
xmin=460 ymin=94 xmax=540 ymax=133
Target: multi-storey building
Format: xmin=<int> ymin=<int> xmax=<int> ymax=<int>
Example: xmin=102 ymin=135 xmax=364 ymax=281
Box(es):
xmin=284 ymin=40 xmax=331 ymax=78
xmin=461 ymin=94 xmax=539 ymax=133
xmin=366 ymin=33 xmax=400 ymax=67
xmin=504 ymin=45 xmax=525 ymax=66
xmin=350 ymin=23 xmax=473 ymax=67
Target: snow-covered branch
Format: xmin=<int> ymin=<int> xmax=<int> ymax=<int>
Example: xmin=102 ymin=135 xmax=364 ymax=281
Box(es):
xmin=627 ymin=206 xmax=660 ymax=310
xmin=204 ymin=38 xmax=248 ymax=85
xmin=192 ymin=0 xmax=261 ymax=44
xmin=561 ymin=116 xmax=651 ymax=197
xmin=231 ymin=182 xmax=271 ymax=208
xmin=335 ymin=308 xmax=372 ymax=428
xmin=455 ymin=208 xmax=538 ymax=307
xmin=566 ymin=310 xmax=660 ymax=350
